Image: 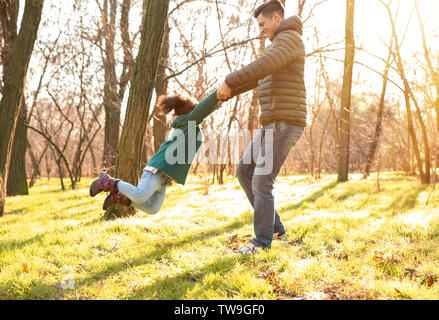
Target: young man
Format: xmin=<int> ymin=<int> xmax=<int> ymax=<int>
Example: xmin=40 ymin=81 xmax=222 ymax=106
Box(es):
xmin=217 ymin=0 xmax=307 ymax=254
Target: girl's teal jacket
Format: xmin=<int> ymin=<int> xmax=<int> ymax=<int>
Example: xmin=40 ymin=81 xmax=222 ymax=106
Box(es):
xmin=146 ymin=90 xmax=219 ymax=185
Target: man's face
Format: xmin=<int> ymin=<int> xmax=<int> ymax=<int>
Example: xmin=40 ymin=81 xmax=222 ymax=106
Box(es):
xmin=256 ymin=12 xmax=282 ymax=41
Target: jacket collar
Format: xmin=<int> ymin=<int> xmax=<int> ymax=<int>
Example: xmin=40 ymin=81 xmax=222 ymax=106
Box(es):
xmin=274 ymin=15 xmax=303 ymax=37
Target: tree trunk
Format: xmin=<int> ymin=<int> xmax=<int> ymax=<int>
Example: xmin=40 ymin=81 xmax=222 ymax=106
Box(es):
xmin=414 ymin=1 xmax=439 ymax=135
xmin=101 ymin=0 xmax=121 ymax=176
xmin=0 ymin=0 xmax=44 ymax=216
xmin=381 ymin=0 xmax=426 ymax=183
xmin=317 ymin=113 xmax=330 ymax=179
xmin=7 ymin=103 xmax=29 ymax=196
xmin=28 ymin=141 xmax=49 ymax=188
xmin=0 ymin=0 xmax=18 ymax=69
xmin=337 ymin=0 xmax=355 ymax=183
xmin=152 ymin=22 xmax=170 ymax=154
xmin=248 ymin=36 xmax=265 ymax=136
xmin=363 ymin=49 xmax=391 ymax=179
xmin=104 ymin=0 xmax=170 ymax=219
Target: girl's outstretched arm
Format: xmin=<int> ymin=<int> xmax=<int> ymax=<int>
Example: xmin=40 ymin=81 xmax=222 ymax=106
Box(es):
xmin=171 ymin=90 xmax=219 ymax=128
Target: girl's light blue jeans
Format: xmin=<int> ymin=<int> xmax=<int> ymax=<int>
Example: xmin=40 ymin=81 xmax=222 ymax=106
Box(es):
xmin=117 ymin=170 xmax=169 ymax=214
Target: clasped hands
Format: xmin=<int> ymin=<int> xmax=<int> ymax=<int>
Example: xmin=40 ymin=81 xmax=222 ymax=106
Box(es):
xmin=217 ymin=81 xmax=232 ymax=102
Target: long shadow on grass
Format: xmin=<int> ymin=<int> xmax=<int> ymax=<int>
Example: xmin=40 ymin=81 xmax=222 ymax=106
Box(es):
xmin=129 ymin=255 xmax=243 ymax=299
xmin=73 ymin=213 xmax=254 ymax=290
xmin=0 ymin=280 xmax=59 ymax=300
xmin=386 ymin=183 xmax=428 ymax=212
xmin=278 ymin=181 xmax=338 ymax=213
xmin=3 ymin=199 xmax=102 ymax=226
xmin=0 ymin=233 xmax=46 ymax=254
xmin=3 ymin=197 xmax=91 ymax=218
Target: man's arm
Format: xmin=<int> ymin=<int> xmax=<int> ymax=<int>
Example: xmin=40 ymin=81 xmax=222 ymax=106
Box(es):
xmin=225 ymin=30 xmax=301 ymax=92
xmin=217 ymin=80 xmax=259 ymax=101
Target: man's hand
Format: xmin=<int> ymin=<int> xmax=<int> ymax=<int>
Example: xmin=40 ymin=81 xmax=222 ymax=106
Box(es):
xmin=217 ymin=81 xmax=232 ymax=101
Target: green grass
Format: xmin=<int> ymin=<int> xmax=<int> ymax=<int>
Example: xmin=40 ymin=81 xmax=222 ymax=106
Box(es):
xmin=1 ymin=172 xmax=439 ymax=300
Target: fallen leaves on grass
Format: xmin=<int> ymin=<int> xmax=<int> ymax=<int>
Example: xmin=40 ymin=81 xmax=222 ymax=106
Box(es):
xmin=39 ymin=268 xmax=53 ymax=277
xmin=324 ymin=284 xmax=342 ymax=300
xmin=287 ymin=282 xmax=298 ymax=292
xmin=186 ymin=272 xmax=200 ymax=282
xmin=425 ymin=274 xmax=435 ymax=287
xmin=243 ymin=261 xmax=254 ymax=267
xmin=404 ymin=268 xmax=417 ymax=279
xmin=129 ymin=283 xmax=145 ymax=293
xmin=324 ymin=251 xmax=348 ymax=260
xmin=287 ymin=237 xmax=303 ymax=246
xmin=401 ymin=268 xmax=435 ymax=287
xmin=223 ymin=287 xmax=240 ymax=298
xmin=228 ymin=242 xmax=240 ymax=250
xmin=348 ymin=289 xmax=381 ymax=300
xmin=226 ymin=233 xmax=252 ymax=250
xmin=77 ymin=263 xmax=87 ymax=271
xmin=294 ymin=291 xmax=328 ymax=300
xmin=257 ymin=270 xmax=282 ymax=292
xmin=372 ymin=249 xmax=403 ymax=263
xmin=22 ymin=263 xmax=29 ymax=273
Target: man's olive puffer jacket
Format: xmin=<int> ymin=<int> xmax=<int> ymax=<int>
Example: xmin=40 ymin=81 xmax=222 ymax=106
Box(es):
xmin=225 ymin=15 xmax=306 ymax=127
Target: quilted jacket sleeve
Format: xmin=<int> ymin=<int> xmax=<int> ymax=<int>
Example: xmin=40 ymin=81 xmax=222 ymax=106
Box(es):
xmin=225 ymin=30 xmax=301 ymax=90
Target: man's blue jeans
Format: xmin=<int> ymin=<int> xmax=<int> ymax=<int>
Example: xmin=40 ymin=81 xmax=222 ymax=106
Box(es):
xmin=236 ymin=121 xmax=304 ymax=248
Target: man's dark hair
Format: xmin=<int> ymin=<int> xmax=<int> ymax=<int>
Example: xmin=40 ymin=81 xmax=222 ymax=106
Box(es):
xmin=157 ymin=94 xmax=198 ymax=116
xmin=254 ymin=0 xmax=285 ymax=19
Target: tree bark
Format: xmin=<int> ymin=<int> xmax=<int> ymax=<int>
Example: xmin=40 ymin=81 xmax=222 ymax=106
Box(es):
xmin=0 ymin=0 xmax=19 ymax=70
xmin=337 ymin=0 xmax=355 ymax=183
xmin=414 ymin=1 xmax=439 ymax=134
xmin=104 ymin=0 xmax=170 ymax=219
xmin=1 ymin=0 xmax=28 ymax=196
xmin=152 ymin=22 xmax=170 ymax=154
xmin=248 ymin=36 xmax=265 ymax=136
xmin=363 ymin=49 xmax=392 ymax=178
xmin=0 ymin=0 xmax=44 ymax=216
xmin=101 ymin=0 xmax=121 ymax=176
xmin=7 ymin=103 xmax=29 ymax=195
xmin=380 ymin=0 xmax=426 ymax=183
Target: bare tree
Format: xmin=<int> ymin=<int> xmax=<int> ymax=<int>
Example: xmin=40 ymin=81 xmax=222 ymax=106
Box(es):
xmin=104 ymin=0 xmax=170 ymax=219
xmin=380 ymin=0 xmax=430 ymax=183
xmin=363 ymin=42 xmax=393 ymax=178
xmin=0 ymin=0 xmax=28 ymax=195
xmin=0 ymin=0 xmax=44 ymax=216
xmin=337 ymin=0 xmax=355 ymax=182
xmin=151 ymin=22 xmax=170 ymax=154
xmin=97 ymin=0 xmax=134 ymax=175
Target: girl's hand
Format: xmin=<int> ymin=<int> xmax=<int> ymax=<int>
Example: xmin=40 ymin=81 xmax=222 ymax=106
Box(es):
xmin=217 ymin=81 xmax=232 ymax=100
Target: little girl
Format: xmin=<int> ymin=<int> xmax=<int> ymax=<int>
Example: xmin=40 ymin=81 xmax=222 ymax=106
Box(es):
xmin=89 ymin=90 xmax=221 ymax=213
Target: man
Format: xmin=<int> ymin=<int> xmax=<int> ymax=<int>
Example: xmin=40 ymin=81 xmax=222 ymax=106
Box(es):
xmin=217 ymin=0 xmax=307 ymax=254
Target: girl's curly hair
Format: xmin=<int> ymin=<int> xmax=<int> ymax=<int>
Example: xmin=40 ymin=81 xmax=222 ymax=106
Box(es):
xmin=156 ymin=94 xmax=198 ymax=116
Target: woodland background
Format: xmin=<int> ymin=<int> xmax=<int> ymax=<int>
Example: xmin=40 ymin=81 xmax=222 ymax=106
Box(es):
xmin=0 ymin=0 xmax=438 ymax=216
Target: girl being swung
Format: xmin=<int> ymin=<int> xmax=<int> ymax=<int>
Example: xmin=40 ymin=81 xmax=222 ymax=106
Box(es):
xmin=89 ymin=90 xmax=222 ymax=214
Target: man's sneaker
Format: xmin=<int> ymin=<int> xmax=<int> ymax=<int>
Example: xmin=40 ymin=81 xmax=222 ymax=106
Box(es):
xmin=234 ymin=242 xmax=261 ymax=254
xmin=273 ymin=231 xmax=287 ymax=240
